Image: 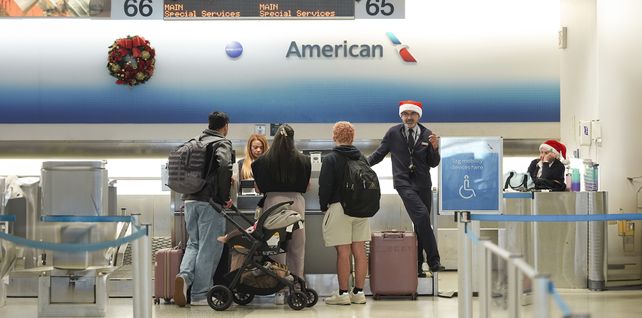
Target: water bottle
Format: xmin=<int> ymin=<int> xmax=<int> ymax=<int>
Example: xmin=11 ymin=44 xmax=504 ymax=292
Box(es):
xmin=593 ymin=164 xmax=599 ymax=191
xmin=571 ymin=168 xmax=581 ymax=192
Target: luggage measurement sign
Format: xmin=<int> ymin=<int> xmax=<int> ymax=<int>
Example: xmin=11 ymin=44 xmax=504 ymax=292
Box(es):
xmin=439 ymin=137 xmax=503 ymax=215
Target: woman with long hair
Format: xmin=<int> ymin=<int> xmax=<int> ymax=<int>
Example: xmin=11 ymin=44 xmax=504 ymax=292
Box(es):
xmin=251 ymin=124 xmax=311 ymax=304
xmin=238 ymin=133 xmax=269 ymax=181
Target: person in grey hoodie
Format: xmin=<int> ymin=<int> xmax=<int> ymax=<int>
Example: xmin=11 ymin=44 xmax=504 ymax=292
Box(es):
xmin=319 ymin=121 xmax=369 ymax=305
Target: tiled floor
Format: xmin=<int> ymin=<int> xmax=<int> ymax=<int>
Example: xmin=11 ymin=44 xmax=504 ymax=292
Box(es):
xmin=1 ymin=273 xmax=641 ymax=317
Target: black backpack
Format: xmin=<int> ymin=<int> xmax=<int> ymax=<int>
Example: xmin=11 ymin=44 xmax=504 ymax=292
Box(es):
xmin=340 ymin=156 xmax=381 ymax=218
xmin=166 ymin=135 xmax=220 ymax=194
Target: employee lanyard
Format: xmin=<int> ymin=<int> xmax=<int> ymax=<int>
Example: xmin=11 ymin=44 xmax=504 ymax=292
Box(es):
xmin=401 ymin=127 xmax=418 ymax=172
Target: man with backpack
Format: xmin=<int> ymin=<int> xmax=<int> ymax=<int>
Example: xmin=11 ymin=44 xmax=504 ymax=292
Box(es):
xmin=368 ymin=100 xmax=445 ymax=275
xmin=172 ymin=111 xmax=234 ymax=307
xmin=319 ymin=121 xmax=379 ymax=305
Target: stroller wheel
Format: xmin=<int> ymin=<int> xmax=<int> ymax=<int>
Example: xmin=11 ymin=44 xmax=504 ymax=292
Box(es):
xmin=232 ymin=292 xmax=255 ymax=305
xmin=303 ymin=288 xmax=318 ymax=307
xmin=206 ymin=285 xmax=233 ymax=311
xmin=287 ymin=291 xmax=307 ymax=311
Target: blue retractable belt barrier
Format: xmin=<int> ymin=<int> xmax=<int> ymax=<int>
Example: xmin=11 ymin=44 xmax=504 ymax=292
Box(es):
xmin=465 ymin=226 xmax=479 ymax=242
xmin=470 ymin=213 xmax=642 ymax=222
xmin=0 ymin=225 xmax=147 ymax=252
xmin=502 ymin=192 xmax=533 ymax=199
xmin=549 ymin=281 xmax=572 ymax=317
xmin=463 ymin=221 xmax=573 ymax=316
xmin=40 ymin=215 xmax=134 ymax=223
xmin=0 ymin=215 xmax=17 ymax=222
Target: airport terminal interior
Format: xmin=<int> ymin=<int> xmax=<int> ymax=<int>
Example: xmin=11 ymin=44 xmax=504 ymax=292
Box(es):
xmin=2 ymin=0 xmax=642 ymax=317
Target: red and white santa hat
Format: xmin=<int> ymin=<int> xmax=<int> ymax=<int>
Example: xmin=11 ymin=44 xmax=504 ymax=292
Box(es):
xmin=399 ymin=100 xmax=423 ymax=118
xmin=539 ymin=140 xmax=569 ymax=165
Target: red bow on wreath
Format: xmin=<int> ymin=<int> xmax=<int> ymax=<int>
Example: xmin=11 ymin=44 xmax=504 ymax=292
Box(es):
xmin=107 ymin=35 xmax=156 ymax=86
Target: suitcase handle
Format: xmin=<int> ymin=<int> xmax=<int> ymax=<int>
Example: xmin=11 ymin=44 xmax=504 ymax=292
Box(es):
xmin=382 ymin=232 xmax=405 ymax=239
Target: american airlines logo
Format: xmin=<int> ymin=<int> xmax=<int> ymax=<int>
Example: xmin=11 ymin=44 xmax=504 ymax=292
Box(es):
xmin=285 ymin=33 xmax=416 ymax=63
xmin=386 ymin=32 xmax=417 ymax=63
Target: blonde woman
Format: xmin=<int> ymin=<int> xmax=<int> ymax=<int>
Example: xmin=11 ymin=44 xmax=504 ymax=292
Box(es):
xmin=238 ymin=134 xmax=269 ymax=182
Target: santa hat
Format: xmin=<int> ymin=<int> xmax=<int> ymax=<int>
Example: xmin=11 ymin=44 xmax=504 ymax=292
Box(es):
xmin=399 ymin=100 xmax=423 ymax=118
xmin=539 ymin=140 xmax=569 ymax=165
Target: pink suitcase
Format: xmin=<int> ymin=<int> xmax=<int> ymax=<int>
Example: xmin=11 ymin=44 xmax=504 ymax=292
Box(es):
xmin=369 ymin=231 xmax=418 ymax=299
xmin=154 ymin=247 xmax=183 ymax=304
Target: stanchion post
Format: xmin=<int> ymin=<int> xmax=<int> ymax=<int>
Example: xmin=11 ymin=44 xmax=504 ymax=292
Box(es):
xmin=139 ymin=223 xmax=152 ymax=318
xmin=456 ymin=211 xmax=472 ymax=318
xmin=132 ymin=214 xmax=151 ymax=318
xmin=131 ymin=213 xmax=142 ymax=318
xmin=508 ymin=254 xmax=522 ymax=318
xmin=478 ymin=239 xmax=491 ymax=318
xmin=533 ymin=275 xmax=550 ymax=318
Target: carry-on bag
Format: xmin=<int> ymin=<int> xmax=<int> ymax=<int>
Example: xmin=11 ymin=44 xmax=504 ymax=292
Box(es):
xmin=154 ymin=247 xmax=183 ymax=304
xmin=369 ymin=231 xmax=418 ymax=299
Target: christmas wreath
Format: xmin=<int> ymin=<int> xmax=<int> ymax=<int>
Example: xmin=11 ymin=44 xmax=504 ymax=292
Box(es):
xmin=107 ymin=35 xmax=155 ymax=86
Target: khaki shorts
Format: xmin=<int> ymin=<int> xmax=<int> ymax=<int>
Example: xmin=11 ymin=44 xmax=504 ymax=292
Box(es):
xmin=322 ymin=203 xmax=371 ymax=247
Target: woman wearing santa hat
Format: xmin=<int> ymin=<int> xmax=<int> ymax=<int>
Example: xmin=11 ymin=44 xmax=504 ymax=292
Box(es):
xmin=527 ymin=140 xmax=569 ymax=191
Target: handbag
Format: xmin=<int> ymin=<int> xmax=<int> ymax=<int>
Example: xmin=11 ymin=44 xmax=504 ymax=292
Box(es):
xmin=503 ymin=171 xmax=535 ymax=192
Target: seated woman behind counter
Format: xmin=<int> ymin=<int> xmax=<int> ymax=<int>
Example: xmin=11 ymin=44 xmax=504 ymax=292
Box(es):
xmin=527 ymin=139 xmax=569 ymax=191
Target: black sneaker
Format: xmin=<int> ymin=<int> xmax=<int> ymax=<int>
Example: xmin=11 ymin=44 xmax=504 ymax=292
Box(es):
xmin=418 ymin=271 xmax=427 ymax=278
xmin=429 ymin=264 xmax=445 ymax=272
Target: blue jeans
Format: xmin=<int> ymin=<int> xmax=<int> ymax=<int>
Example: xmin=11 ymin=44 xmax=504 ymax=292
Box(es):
xmin=178 ymin=201 xmax=225 ymax=301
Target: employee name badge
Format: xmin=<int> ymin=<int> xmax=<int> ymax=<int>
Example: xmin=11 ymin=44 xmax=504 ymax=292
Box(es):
xmin=267 ymin=232 xmax=280 ymax=247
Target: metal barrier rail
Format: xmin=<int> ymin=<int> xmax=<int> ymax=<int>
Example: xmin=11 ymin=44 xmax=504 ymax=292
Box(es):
xmin=456 ymin=211 xmax=578 ymax=318
xmin=0 ymin=214 xmax=152 ymax=318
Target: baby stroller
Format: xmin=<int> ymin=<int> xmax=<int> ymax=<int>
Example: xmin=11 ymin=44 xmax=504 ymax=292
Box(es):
xmin=206 ymin=199 xmax=318 ymax=311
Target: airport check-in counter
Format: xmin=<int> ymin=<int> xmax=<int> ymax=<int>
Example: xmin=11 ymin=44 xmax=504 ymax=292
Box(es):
xmin=235 ymin=151 xmax=437 ymax=296
xmin=500 ymin=191 xmax=608 ymax=289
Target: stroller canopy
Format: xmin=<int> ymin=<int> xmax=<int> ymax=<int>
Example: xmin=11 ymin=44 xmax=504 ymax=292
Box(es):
xmin=260 ymin=202 xmax=303 ymax=231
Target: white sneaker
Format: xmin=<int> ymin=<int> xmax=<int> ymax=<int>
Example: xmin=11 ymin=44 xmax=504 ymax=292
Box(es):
xmin=349 ymin=291 xmax=367 ymax=304
xmin=174 ymin=275 xmax=188 ymax=307
xmin=324 ymin=290 xmax=351 ymax=305
xmin=274 ymin=292 xmax=285 ymax=305
xmin=191 ymin=299 xmax=210 ymax=306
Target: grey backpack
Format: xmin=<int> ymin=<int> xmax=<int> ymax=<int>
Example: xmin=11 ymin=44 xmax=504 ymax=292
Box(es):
xmin=166 ymin=135 xmax=219 ymax=194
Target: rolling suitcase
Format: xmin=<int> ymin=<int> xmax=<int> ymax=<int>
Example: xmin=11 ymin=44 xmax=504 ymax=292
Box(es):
xmin=369 ymin=231 xmax=418 ymax=299
xmin=154 ymin=247 xmax=183 ymax=304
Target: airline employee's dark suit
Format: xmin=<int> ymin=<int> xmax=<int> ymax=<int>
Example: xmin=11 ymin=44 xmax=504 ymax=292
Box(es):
xmin=368 ymin=123 xmax=441 ymax=269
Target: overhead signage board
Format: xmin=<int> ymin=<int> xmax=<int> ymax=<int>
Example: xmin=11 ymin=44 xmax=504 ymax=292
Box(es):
xmin=163 ymin=0 xmax=354 ymax=19
xmin=439 ymin=137 xmax=503 ymax=215
xmin=355 ymin=0 xmax=404 ymax=19
xmin=111 ymin=0 xmax=164 ymax=19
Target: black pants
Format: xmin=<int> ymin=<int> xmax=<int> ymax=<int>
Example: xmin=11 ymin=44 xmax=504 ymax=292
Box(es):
xmin=397 ymin=187 xmax=440 ymax=266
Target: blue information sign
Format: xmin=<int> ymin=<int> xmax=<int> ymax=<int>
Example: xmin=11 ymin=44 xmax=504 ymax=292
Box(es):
xmin=439 ymin=137 xmax=503 ymax=214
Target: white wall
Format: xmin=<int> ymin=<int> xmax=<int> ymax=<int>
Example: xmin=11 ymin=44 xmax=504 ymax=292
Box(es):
xmin=561 ymin=0 xmax=642 ymax=213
